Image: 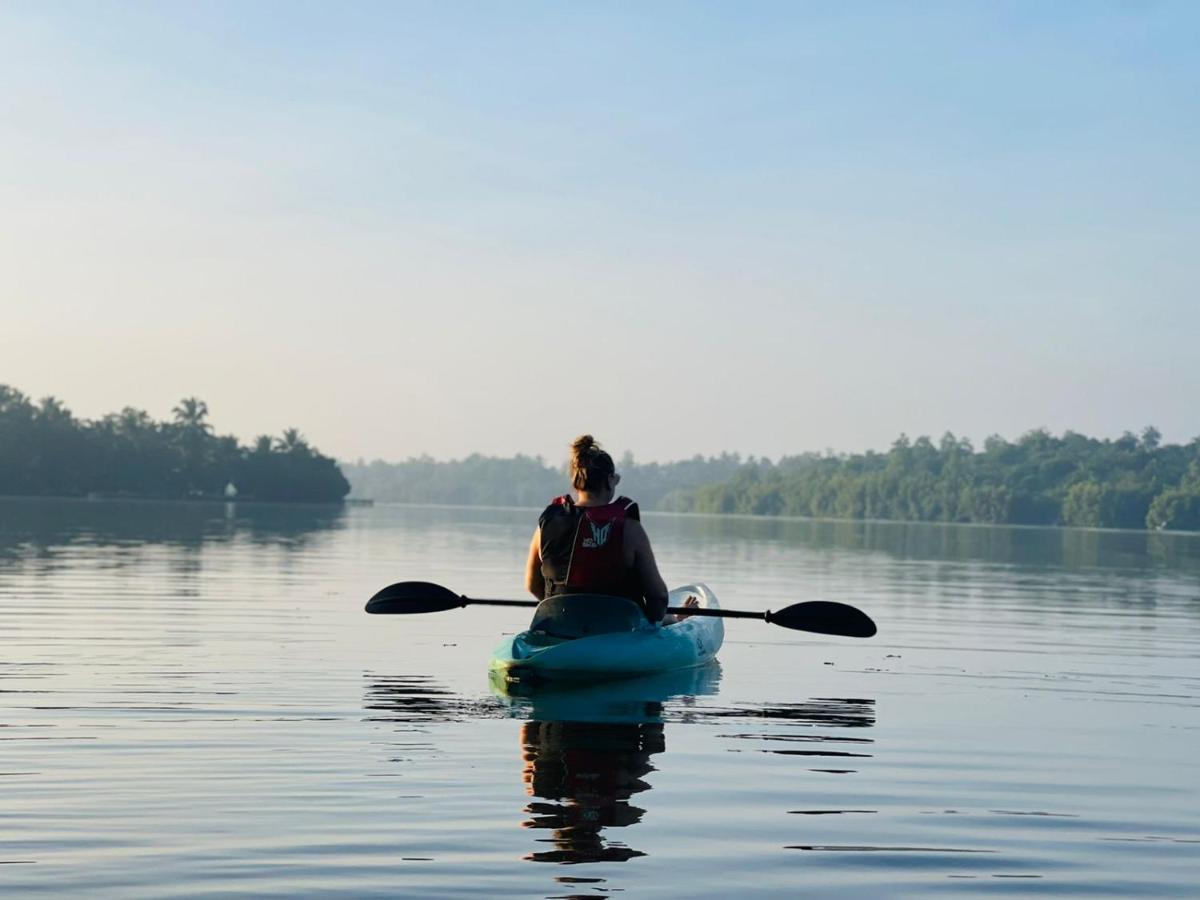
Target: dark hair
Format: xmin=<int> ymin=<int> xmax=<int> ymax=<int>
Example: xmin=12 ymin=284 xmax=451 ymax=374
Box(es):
xmin=570 ymin=434 xmax=615 ymax=492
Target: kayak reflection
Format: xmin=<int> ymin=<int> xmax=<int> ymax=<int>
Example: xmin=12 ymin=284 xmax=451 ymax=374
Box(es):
xmin=492 ymin=664 xmax=722 ymax=865
xmin=363 ymin=669 xmax=877 ymax=866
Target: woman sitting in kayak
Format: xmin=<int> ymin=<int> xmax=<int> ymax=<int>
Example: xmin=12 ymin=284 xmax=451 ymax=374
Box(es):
xmin=525 ymin=434 xmax=693 ymax=623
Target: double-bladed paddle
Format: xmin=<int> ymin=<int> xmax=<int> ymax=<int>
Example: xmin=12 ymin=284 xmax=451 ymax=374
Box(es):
xmin=365 ymin=581 xmax=877 ymax=638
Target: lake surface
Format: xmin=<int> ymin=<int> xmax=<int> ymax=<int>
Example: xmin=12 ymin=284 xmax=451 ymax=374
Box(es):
xmin=1 ymin=498 xmax=1198 ymax=897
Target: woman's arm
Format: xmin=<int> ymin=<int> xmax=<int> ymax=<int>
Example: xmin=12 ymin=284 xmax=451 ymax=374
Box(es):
xmin=626 ymin=520 xmax=669 ymax=622
xmin=524 ymin=527 xmax=546 ymax=600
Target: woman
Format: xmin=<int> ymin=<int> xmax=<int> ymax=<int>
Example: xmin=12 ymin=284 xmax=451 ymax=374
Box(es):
xmin=525 ymin=435 xmax=671 ymax=622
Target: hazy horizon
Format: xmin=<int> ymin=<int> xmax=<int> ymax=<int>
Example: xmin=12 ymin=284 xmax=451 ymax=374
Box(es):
xmin=3 ymin=376 xmax=1190 ymax=467
xmin=4 ymin=3 xmax=1197 ymax=464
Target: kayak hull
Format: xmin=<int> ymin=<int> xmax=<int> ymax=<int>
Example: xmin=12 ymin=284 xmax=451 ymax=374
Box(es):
xmin=490 ymin=583 xmax=724 ymax=683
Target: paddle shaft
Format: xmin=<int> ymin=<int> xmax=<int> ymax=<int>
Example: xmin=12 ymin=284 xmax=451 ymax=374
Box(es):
xmin=461 ymin=596 xmax=768 ymax=621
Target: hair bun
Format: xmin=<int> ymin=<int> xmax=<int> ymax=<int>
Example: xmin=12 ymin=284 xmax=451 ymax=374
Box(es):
xmin=568 ymin=434 xmax=614 ymax=492
xmin=571 ymin=434 xmax=597 ymax=457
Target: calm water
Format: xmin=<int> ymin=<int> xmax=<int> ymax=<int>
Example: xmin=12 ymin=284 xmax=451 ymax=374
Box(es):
xmin=1 ymin=499 xmax=1198 ymax=897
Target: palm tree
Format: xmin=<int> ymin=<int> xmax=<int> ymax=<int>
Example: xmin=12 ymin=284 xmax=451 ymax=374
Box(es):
xmin=172 ymin=397 xmax=211 ymax=434
xmin=171 ymin=397 xmax=213 ymax=495
xmin=276 ymin=428 xmax=309 ymax=454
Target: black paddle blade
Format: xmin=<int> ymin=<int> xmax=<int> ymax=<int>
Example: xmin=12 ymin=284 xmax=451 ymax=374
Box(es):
xmin=365 ymin=581 xmax=465 ymax=615
xmin=769 ymin=601 xmax=877 ymax=638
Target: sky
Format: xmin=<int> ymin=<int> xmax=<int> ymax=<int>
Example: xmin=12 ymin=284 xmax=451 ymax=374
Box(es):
xmin=2 ymin=2 xmax=1197 ymax=464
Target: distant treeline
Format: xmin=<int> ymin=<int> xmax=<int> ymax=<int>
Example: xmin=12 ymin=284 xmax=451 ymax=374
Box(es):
xmin=344 ymin=428 xmax=1200 ymax=532
xmin=342 ymin=452 xmax=746 ymax=509
xmin=0 ymin=385 xmax=349 ymax=502
xmin=661 ymin=429 xmax=1200 ymax=532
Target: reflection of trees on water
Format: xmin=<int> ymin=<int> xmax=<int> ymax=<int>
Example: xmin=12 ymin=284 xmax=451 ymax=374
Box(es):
xmin=655 ymin=514 xmax=1200 ymax=576
xmin=0 ymin=497 xmax=346 ymax=565
xmin=520 ymin=718 xmax=665 ymax=864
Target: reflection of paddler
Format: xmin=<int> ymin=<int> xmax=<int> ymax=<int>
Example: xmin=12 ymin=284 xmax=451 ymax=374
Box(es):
xmin=519 ymin=719 xmax=666 ymax=864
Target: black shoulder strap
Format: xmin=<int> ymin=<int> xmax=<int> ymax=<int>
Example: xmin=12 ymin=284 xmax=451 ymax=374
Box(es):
xmin=538 ymin=496 xmax=576 ymax=530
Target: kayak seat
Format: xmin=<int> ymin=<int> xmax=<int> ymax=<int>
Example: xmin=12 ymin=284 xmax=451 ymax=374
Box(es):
xmin=528 ymin=594 xmax=647 ymax=640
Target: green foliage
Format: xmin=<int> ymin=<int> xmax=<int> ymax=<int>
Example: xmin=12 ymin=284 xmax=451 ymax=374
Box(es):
xmin=1146 ymin=487 xmax=1200 ymax=531
xmin=340 ymin=430 xmax=1200 ymax=532
xmin=0 ymin=385 xmax=349 ymax=502
xmin=663 ymin=429 xmax=1200 ymax=532
xmin=1062 ymin=481 xmax=1106 ymax=527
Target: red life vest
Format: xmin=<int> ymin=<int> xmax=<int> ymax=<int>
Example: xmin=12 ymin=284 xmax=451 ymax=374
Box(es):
xmin=539 ymin=495 xmax=641 ymax=601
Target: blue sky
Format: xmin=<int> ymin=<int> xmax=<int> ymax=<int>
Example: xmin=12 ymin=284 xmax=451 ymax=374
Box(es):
xmin=2 ymin=2 xmax=1197 ymax=462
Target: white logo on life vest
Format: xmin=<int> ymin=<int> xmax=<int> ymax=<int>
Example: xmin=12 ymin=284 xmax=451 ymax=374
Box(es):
xmin=581 ymin=520 xmax=611 ymax=548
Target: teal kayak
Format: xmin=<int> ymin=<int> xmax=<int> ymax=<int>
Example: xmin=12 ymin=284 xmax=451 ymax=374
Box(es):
xmin=490 ymin=583 xmax=725 ymax=683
